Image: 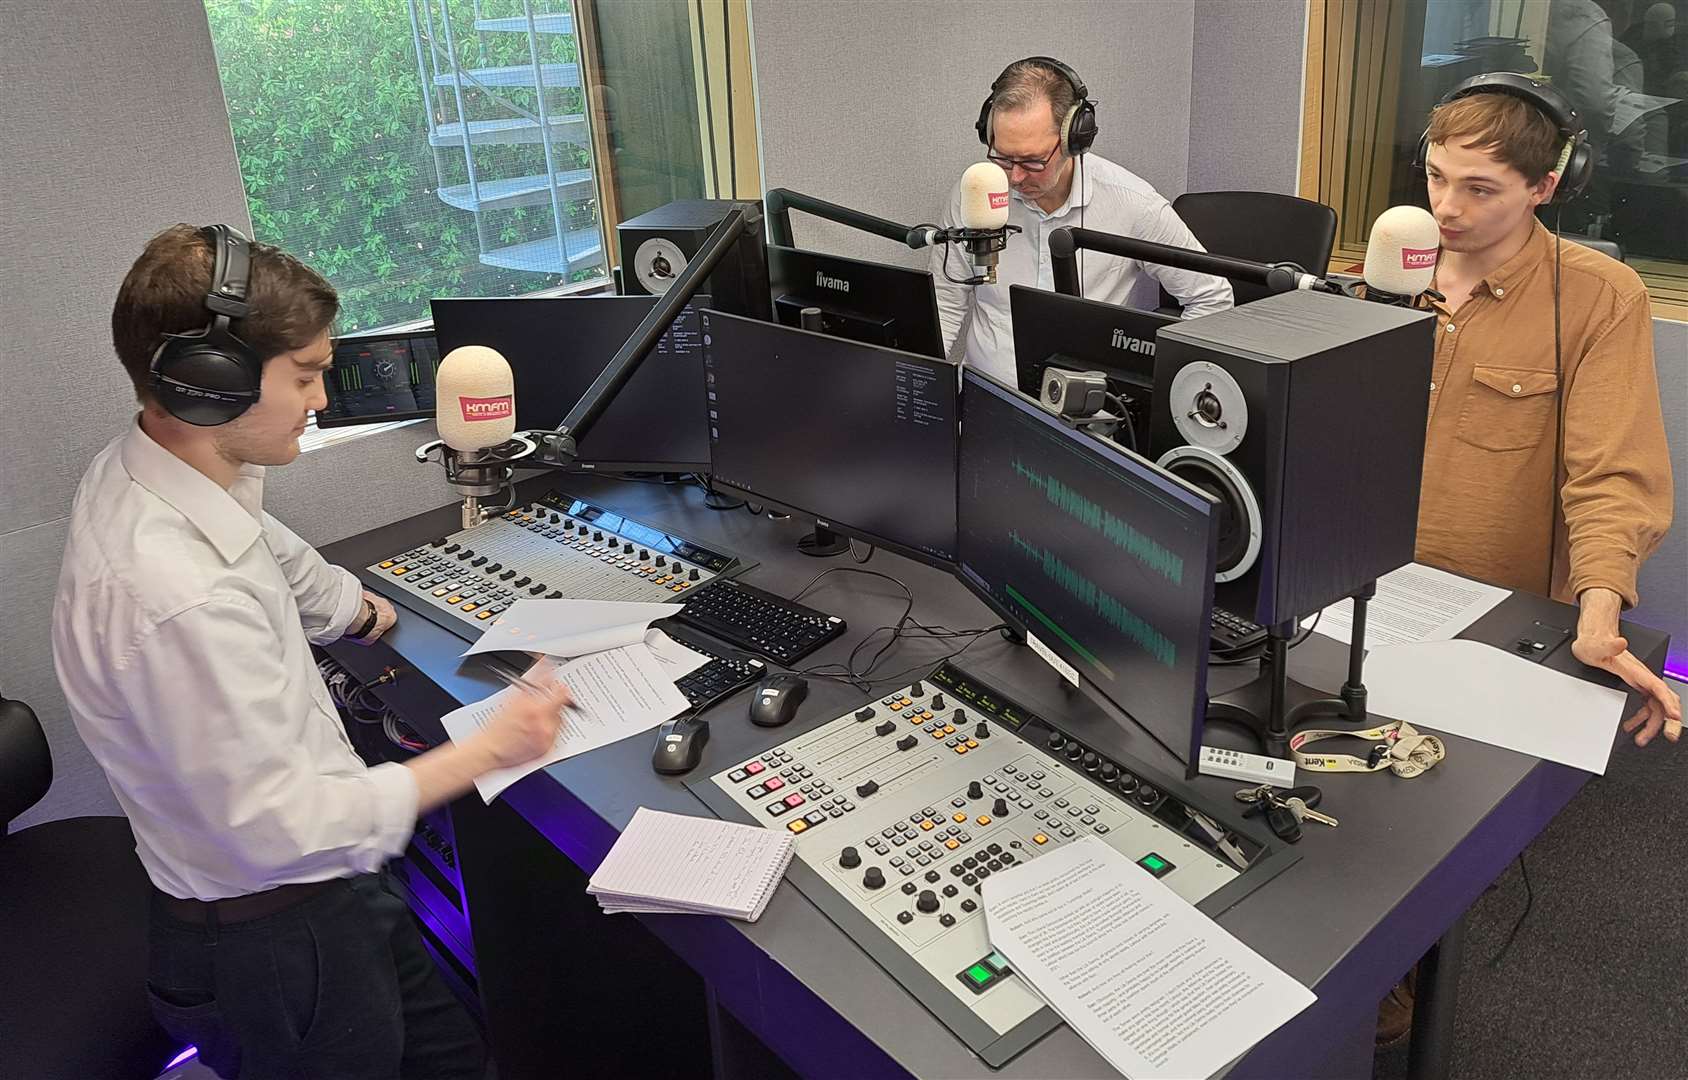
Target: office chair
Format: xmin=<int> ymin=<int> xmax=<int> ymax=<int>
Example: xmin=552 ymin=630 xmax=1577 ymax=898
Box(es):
xmin=1159 ymin=190 xmax=1339 ymax=310
xmin=0 ymin=695 xmax=181 ymax=1079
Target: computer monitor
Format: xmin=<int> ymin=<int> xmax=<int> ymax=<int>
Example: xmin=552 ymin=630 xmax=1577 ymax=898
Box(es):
xmin=430 ymin=295 xmax=711 ymax=473
xmin=957 ymin=369 xmax=1219 ymax=768
xmin=1009 ymin=285 xmax=1176 ymax=456
xmin=700 ymin=309 xmax=958 ymax=565
xmin=317 ymin=329 xmax=442 ymax=427
xmin=766 ymin=245 xmax=945 ymax=358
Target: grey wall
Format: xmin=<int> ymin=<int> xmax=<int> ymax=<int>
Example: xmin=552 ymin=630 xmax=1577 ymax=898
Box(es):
xmin=748 ymin=0 xmax=1199 ymax=269
xmin=1187 ymin=0 xmax=1307 ymax=194
xmin=1 ymin=3 xmax=452 ymax=830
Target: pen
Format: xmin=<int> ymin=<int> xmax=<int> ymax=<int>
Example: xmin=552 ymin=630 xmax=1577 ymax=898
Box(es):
xmin=488 ymin=665 xmax=553 ymax=699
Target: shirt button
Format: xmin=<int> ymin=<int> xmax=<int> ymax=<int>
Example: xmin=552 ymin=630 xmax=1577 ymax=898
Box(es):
xmin=1512 ymin=383 xmax=1523 ymax=394
xmin=1429 ymin=381 xmax=1437 ymax=391
xmin=1445 ymin=323 xmax=1457 ymax=333
xmin=1494 ymin=287 xmax=1505 ymax=297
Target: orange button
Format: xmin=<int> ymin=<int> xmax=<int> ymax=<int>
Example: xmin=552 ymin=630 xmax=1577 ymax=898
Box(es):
xmin=942 ymin=725 xmax=955 ymax=735
xmin=920 ymin=820 xmax=935 ymax=831
xmin=921 ymin=711 xmax=934 ymax=720
xmin=476 ymin=611 xmax=495 ymax=620
xmin=953 ymin=813 xmax=967 ymax=823
xmin=965 ymin=739 xmax=979 ymax=749
xmin=446 ymin=595 xmax=463 ymax=604
xmin=945 ymin=839 xmax=960 ymax=850
xmin=976 ymin=815 xmax=992 ymax=826
xmin=392 ymin=567 xmax=408 ymax=575
xmin=461 ymin=602 xmax=479 ymax=612
xmin=788 ymin=820 xmax=808 ymax=834
xmin=379 ymin=560 xmax=395 ymax=568
xmin=955 ymin=745 xmax=969 ymax=755
xmin=930 ymin=731 xmax=946 ymax=740
xmin=432 ymin=588 xmax=450 ymax=597
xmin=1033 ymin=833 xmax=1049 ymax=845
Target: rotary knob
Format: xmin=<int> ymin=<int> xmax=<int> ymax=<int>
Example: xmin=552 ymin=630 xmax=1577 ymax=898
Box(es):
xmin=930 ymin=694 xmax=946 ymax=710
xmin=992 ymin=798 xmax=1009 ymax=817
xmin=863 ymin=867 xmax=885 ymax=890
xmin=839 ymin=846 xmax=861 ymax=869
xmin=1136 ymin=785 xmax=1159 ymax=806
xmin=1064 ymin=742 xmax=1084 ymax=762
xmin=967 ymin=781 xmax=984 ymax=800
xmin=1117 ymin=773 xmax=1140 ymax=795
xmin=1100 ymin=762 xmax=1119 ymax=782
xmin=1082 ymin=751 xmax=1100 ymax=773
xmin=916 ymin=889 xmax=940 ymax=914
xmin=1047 ymin=731 xmax=1066 ymax=751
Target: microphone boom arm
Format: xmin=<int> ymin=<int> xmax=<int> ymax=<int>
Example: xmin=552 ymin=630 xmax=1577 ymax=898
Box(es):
xmin=1048 ymin=227 xmax=1325 ymax=298
xmin=537 ymin=202 xmax=760 ymax=468
xmin=763 ymin=187 xmax=934 ymax=250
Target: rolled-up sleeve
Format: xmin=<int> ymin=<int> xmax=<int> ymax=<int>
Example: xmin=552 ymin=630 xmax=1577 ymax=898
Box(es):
xmin=262 ymin=513 xmax=364 ymax=641
xmin=117 ymin=596 xmax=418 ymax=886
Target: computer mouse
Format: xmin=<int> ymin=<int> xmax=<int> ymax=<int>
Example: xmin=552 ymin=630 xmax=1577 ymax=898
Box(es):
xmin=652 ymin=715 xmax=710 ymax=775
xmin=749 ymin=673 xmax=809 ymax=728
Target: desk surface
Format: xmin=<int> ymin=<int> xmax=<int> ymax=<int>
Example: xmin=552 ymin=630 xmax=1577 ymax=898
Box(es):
xmin=322 ymin=473 xmax=1667 ymax=1080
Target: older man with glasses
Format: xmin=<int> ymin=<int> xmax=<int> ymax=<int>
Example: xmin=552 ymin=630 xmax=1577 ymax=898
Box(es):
xmin=932 ymin=57 xmax=1232 ymax=385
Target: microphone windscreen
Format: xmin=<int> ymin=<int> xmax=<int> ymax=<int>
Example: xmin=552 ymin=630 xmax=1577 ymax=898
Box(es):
xmin=1362 ymin=206 xmax=1440 ymax=297
xmin=959 ymin=161 xmax=1012 ymax=230
xmin=435 ymin=345 xmax=516 ymax=451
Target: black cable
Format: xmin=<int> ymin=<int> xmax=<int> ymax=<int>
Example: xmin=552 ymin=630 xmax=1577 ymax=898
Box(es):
xmin=1548 ymin=207 xmax=1565 ymax=596
xmin=848 ymin=540 xmax=875 ymax=564
xmin=1488 ymin=854 xmax=1534 ymax=967
xmin=1101 ymin=391 xmax=1138 ymax=453
xmin=1288 ymin=609 xmax=1321 ymax=648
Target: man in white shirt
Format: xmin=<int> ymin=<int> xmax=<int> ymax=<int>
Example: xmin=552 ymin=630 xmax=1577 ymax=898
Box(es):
xmin=932 ymin=57 xmax=1234 ymax=385
xmin=53 ymin=224 xmax=568 ymax=1079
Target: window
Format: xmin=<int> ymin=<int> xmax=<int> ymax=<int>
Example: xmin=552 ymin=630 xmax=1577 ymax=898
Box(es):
xmin=204 ymin=0 xmax=761 ymax=336
xmin=1301 ymin=0 xmax=1688 ymax=315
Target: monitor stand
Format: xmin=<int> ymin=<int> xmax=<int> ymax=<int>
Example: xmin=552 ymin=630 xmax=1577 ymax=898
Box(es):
xmin=1205 ymin=582 xmax=1374 ymax=758
xmin=797 ymin=523 xmax=849 ymax=557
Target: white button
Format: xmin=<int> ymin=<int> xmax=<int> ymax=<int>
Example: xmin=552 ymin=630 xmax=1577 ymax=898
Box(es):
xmin=1430 ymin=381 xmax=1437 ymax=391
xmin=1446 ymin=323 xmax=1457 ymax=333
xmin=1512 ymin=383 xmax=1523 ymax=394
xmin=1494 ymin=286 xmax=1505 ymax=297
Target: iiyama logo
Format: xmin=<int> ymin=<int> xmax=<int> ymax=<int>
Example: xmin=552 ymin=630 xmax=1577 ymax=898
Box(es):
xmin=1110 ymin=328 xmax=1155 ymax=355
xmin=815 ymin=270 xmax=851 ymax=293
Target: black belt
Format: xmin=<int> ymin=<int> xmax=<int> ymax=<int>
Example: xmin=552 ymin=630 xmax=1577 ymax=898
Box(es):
xmin=158 ymin=879 xmax=339 ymax=926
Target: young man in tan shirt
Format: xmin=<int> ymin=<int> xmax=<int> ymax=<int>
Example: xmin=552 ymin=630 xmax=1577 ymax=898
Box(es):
xmin=1417 ymin=83 xmax=1679 ymax=746
xmin=1381 ymin=82 xmax=1680 ymax=1048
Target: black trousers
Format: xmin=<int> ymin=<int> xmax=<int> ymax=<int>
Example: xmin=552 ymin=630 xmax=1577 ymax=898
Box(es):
xmin=146 ymin=874 xmax=486 ymax=1080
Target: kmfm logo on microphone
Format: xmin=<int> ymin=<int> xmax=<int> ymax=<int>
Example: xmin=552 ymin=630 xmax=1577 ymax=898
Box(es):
xmin=459 ymin=395 xmax=514 ymax=422
xmin=1401 ymin=247 xmax=1437 ymax=270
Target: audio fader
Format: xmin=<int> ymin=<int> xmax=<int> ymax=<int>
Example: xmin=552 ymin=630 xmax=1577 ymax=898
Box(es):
xmin=691 ymin=663 xmax=1296 ymax=1067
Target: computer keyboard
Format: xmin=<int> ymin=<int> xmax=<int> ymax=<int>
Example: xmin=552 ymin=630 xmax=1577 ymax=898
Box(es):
xmin=1211 ymin=606 xmax=1268 ymax=653
xmin=667 ymin=578 xmax=846 ymax=665
xmin=670 ymin=636 xmax=766 ymax=710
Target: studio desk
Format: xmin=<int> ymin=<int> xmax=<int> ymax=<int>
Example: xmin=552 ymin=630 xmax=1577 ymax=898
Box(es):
xmin=319 ymin=472 xmax=1668 ymax=1080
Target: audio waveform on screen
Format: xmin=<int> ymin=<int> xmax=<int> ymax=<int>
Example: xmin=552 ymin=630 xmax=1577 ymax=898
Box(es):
xmin=1009 ymin=532 xmax=1177 ymax=669
xmin=1010 ymin=460 xmax=1183 ymax=585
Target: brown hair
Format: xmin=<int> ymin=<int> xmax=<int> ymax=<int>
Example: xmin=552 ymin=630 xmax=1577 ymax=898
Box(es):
xmin=990 ymin=59 xmax=1079 ymax=135
xmin=1425 ymin=93 xmax=1564 ymax=184
xmin=111 ymin=224 xmax=338 ymax=402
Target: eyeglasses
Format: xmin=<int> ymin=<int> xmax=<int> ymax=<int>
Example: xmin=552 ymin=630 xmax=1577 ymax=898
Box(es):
xmin=986 ymin=143 xmax=1062 ymax=174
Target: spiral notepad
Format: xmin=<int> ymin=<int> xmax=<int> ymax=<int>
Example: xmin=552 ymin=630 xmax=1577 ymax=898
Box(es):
xmin=586 ymin=807 xmax=795 ymax=921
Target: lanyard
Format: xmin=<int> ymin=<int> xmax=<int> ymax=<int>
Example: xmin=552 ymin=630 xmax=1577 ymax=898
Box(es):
xmin=1290 ymin=720 xmax=1446 ymax=778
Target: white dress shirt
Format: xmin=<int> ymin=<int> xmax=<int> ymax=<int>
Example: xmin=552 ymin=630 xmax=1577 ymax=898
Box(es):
xmin=51 ymin=421 xmax=419 ymax=900
xmin=931 ymin=152 xmax=1234 ymax=386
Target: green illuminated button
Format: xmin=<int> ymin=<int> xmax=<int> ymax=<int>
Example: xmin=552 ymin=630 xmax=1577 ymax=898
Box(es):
xmin=1137 ymin=852 xmax=1175 ymax=878
xmin=956 ymin=962 xmax=998 ymax=994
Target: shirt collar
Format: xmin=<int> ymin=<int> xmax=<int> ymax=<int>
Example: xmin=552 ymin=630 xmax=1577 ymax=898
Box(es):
xmin=1477 ymin=219 xmax=1552 ymax=298
xmin=1011 ymin=156 xmax=1094 ymax=220
xmin=119 ymin=418 xmax=265 ymax=563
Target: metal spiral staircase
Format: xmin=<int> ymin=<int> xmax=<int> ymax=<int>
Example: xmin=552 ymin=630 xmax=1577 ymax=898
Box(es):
xmin=407 ymin=0 xmax=605 ymax=279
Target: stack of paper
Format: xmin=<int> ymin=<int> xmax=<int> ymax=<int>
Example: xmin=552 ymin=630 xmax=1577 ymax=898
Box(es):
xmin=587 ymin=807 xmax=794 ymax=921
xmin=982 ymin=837 xmax=1315 ymax=1079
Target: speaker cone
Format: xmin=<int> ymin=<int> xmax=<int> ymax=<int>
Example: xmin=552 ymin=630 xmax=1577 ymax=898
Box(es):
xmin=1169 ymin=360 xmax=1248 ymax=455
xmin=1155 ymin=445 xmax=1262 ymax=582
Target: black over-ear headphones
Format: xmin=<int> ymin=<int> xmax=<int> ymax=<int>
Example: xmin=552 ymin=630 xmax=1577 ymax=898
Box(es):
xmin=148 ymin=224 xmax=263 ymax=427
xmin=1412 ymin=72 xmax=1592 ymax=203
xmin=975 ymin=56 xmax=1098 ymax=159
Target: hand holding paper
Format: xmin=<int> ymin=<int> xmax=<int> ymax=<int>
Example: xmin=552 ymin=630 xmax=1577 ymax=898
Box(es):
xmin=464 ymin=598 xmax=682 ymax=658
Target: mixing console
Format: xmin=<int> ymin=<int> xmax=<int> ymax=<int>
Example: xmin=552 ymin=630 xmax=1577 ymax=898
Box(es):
xmin=362 ymin=490 xmax=751 ymax=641
xmin=691 ymin=663 xmax=1295 ymax=1067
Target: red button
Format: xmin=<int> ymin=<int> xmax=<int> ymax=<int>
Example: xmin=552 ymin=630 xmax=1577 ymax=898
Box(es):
xmin=784 ymin=793 xmax=805 ymax=808
xmin=765 ymin=777 xmax=785 ymax=791
xmin=745 ymin=761 xmax=765 ymax=775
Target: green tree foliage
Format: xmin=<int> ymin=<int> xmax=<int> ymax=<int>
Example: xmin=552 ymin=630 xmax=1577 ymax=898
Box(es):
xmin=205 ymin=0 xmax=604 ymax=332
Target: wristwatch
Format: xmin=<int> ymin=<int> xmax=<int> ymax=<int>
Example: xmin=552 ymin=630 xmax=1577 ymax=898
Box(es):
xmin=350 ymin=599 xmax=380 ymax=640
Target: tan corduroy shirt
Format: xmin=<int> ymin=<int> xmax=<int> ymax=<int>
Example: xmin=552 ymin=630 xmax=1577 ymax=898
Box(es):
xmin=1416 ymin=220 xmax=1672 ymax=608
